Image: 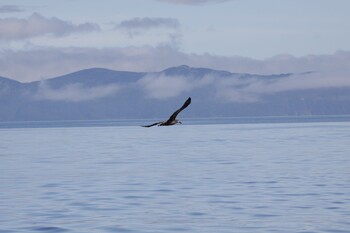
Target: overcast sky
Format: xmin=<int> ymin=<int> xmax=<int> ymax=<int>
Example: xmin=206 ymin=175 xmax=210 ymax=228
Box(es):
xmin=1 ymin=0 xmax=350 ymax=82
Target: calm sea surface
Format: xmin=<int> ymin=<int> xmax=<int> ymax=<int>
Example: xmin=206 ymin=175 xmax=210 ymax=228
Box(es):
xmin=1 ymin=117 xmax=350 ymax=233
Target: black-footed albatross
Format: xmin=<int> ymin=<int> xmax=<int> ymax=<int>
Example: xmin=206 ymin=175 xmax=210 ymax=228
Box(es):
xmin=142 ymin=97 xmax=191 ymax=127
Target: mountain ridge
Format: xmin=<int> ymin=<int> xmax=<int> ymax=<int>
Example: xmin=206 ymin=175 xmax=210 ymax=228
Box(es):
xmin=1 ymin=65 xmax=350 ymax=121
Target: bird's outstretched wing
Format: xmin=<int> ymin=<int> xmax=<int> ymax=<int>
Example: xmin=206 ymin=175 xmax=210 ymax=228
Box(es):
xmin=142 ymin=122 xmax=161 ymax=127
xmin=165 ymin=97 xmax=191 ymax=124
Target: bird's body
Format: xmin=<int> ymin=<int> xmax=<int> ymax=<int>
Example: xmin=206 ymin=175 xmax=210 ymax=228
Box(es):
xmin=142 ymin=97 xmax=191 ymax=127
xmin=159 ymin=119 xmax=180 ymax=126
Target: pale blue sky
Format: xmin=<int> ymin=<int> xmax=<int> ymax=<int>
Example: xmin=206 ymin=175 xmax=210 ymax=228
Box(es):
xmin=2 ymin=0 xmax=350 ymax=57
xmin=1 ymin=0 xmax=350 ymax=81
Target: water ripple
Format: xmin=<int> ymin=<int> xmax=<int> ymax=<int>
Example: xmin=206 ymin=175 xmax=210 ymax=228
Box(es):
xmin=30 ymin=226 xmax=68 ymax=232
xmin=1 ymin=122 xmax=350 ymax=233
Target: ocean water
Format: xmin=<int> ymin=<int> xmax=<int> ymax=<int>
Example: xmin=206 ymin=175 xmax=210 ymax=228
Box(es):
xmin=1 ymin=118 xmax=350 ymax=233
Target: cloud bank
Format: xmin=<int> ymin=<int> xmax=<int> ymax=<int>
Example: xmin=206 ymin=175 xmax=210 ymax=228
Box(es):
xmin=137 ymin=69 xmax=350 ymax=103
xmin=0 ymin=13 xmax=99 ymax=40
xmin=1 ymin=46 xmax=349 ymax=82
xmin=138 ymin=74 xmax=193 ymax=99
xmin=34 ymin=82 xmax=121 ymax=102
xmin=16 ymin=55 xmax=349 ymax=103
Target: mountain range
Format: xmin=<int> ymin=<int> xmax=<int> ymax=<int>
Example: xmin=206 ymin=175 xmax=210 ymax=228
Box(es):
xmin=1 ymin=65 xmax=350 ymax=121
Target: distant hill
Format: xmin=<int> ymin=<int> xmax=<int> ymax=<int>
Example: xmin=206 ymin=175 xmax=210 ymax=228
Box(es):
xmin=1 ymin=65 xmax=350 ymax=121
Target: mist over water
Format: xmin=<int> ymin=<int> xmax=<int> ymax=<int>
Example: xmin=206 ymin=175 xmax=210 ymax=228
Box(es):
xmin=1 ymin=119 xmax=350 ymax=232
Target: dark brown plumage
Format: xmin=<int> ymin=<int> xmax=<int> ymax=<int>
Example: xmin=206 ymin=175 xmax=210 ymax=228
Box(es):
xmin=142 ymin=97 xmax=191 ymax=127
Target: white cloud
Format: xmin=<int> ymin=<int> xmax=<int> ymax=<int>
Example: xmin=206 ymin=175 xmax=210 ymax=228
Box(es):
xmin=0 ymin=13 xmax=100 ymax=40
xmin=34 ymin=82 xmax=121 ymax=102
xmin=137 ymin=67 xmax=350 ymax=102
xmin=248 ymin=71 xmax=350 ymax=94
xmin=212 ymin=69 xmax=350 ymax=102
xmin=136 ymin=73 xmax=263 ymax=102
xmin=138 ymin=74 xmax=193 ymax=99
xmin=213 ymin=75 xmax=260 ymax=102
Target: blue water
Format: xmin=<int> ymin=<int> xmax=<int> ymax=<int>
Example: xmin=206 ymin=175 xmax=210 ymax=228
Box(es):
xmin=1 ymin=118 xmax=350 ymax=232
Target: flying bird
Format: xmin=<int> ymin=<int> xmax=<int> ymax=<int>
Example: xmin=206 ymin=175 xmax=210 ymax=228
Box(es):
xmin=142 ymin=97 xmax=191 ymax=127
